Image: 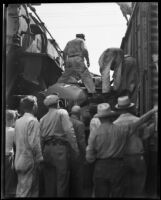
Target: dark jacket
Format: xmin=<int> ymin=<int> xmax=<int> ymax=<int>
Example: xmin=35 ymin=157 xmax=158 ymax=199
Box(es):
xmin=70 ymin=115 xmax=86 ymax=163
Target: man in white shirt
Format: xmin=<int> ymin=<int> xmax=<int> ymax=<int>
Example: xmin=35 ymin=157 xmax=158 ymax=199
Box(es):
xmin=14 ymin=95 xmax=43 ymax=197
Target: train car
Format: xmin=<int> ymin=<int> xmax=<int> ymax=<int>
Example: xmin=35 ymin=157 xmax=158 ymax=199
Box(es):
xmin=120 ymin=2 xmax=158 ymax=115
xmin=120 ymin=2 xmax=158 ymax=197
xmin=5 ymin=4 xmax=64 ymax=117
xmin=4 ymin=4 xmax=91 ymax=118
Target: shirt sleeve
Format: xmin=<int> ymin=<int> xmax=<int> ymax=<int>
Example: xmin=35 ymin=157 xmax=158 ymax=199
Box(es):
xmin=141 ymin=122 xmax=155 ymax=140
xmin=27 ymin=119 xmax=43 ymax=163
xmin=86 ymin=129 xmax=97 ymax=163
xmin=90 ymin=118 xmax=101 ymax=133
xmin=60 ymin=109 xmax=79 ymax=153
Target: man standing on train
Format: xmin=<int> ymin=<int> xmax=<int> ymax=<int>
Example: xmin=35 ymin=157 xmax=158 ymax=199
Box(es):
xmin=57 ymin=34 xmax=96 ymax=95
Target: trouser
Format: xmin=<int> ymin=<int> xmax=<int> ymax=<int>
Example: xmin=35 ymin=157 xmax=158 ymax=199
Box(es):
xmin=57 ymin=56 xmax=96 ymax=93
xmin=99 ymin=48 xmax=123 ymax=93
xmin=5 ymin=155 xmax=17 ymax=197
xmin=69 ymin=159 xmax=84 ymax=197
xmin=123 ymin=154 xmax=147 ymax=198
xmin=93 ymin=158 xmax=126 ymax=198
xmin=16 ymin=163 xmax=39 ymax=197
xmin=43 ymin=143 xmax=70 ymax=197
xmin=83 ymin=162 xmax=94 ymax=197
xmin=144 ymin=150 xmax=158 ymax=197
xmin=39 ymin=164 xmax=45 ymax=197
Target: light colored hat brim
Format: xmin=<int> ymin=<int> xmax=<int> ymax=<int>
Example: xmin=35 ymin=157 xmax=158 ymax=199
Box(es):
xmin=115 ymin=103 xmax=135 ymax=110
xmin=94 ymin=111 xmax=118 ymax=118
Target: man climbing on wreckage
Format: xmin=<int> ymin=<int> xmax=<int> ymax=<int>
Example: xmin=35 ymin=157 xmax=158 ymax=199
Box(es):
xmin=98 ymin=48 xmax=139 ymax=108
xmin=57 ymin=34 xmax=96 ymax=95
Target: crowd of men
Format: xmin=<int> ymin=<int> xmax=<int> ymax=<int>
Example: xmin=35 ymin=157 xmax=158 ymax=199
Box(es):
xmin=5 ymin=93 xmax=157 ymax=198
xmin=5 ymin=33 xmax=158 ymax=198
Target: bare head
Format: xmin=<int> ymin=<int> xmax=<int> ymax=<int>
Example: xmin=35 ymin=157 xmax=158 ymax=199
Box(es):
xmin=20 ymin=95 xmax=38 ymax=115
xmin=6 ymin=109 xmax=19 ymax=127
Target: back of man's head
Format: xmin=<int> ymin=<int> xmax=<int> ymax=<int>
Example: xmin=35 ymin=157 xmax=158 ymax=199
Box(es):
xmin=6 ymin=109 xmax=18 ymax=126
xmin=20 ymin=95 xmax=37 ymax=113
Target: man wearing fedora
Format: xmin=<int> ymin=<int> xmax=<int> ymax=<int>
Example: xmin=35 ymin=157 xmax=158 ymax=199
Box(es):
xmin=57 ymin=33 xmax=96 ymax=94
xmin=86 ymin=102 xmax=157 ymax=198
xmin=39 ymin=94 xmax=79 ymax=197
xmin=114 ymin=95 xmax=156 ymax=198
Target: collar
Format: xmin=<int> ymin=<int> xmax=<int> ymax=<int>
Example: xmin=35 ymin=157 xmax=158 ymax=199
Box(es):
xmin=23 ymin=112 xmax=34 ymax=117
xmin=48 ymin=108 xmax=58 ymax=113
xmin=119 ymin=113 xmax=136 ymax=117
xmin=119 ymin=113 xmax=132 ymax=117
xmin=117 ymin=113 xmax=139 ymax=120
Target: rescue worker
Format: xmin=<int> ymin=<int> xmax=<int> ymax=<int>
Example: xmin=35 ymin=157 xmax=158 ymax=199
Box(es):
xmin=98 ymin=48 xmax=139 ymax=106
xmin=5 ymin=110 xmax=19 ymax=197
xmin=113 ymin=95 xmax=155 ymax=198
xmin=86 ymin=103 xmax=157 ymax=198
xmin=69 ymin=105 xmax=86 ymax=197
xmin=57 ymin=34 xmax=96 ymax=94
xmin=14 ymin=96 xmax=43 ymax=197
xmin=40 ymin=94 xmax=79 ymax=197
xmin=98 ymin=48 xmax=124 ymax=95
xmin=120 ymin=55 xmax=139 ymax=104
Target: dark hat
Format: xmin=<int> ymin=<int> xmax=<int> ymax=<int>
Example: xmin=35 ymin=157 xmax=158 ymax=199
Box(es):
xmin=115 ymin=96 xmax=135 ymax=109
xmin=76 ymin=33 xmax=85 ymax=40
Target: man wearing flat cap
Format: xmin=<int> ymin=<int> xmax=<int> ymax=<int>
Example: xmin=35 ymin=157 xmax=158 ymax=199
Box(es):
xmin=57 ymin=33 xmax=96 ymax=94
xmin=113 ymin=95 xmax=156 ymax=198
xmin=86 ymin=102 xmax=157 ymax=198
xmin=39 ymin=94 xmax=79 ymax=197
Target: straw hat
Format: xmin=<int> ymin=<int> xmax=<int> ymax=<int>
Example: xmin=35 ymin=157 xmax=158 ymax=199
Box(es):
xmin=44 ymin=94 xmax=59 ymax=107
xmin=94 ymin=103 xmax=117 ymax=118
xmin=115 ymin=96 xmax=135 ymax=109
